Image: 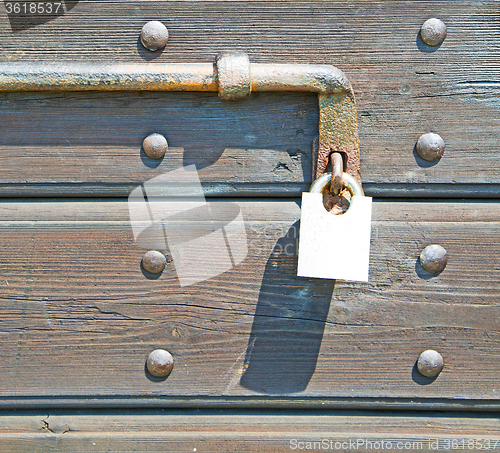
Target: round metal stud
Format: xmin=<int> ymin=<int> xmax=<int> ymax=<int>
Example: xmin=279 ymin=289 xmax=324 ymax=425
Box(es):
xmin=140 ymin=21 xmax=169 ymax=52
xmin=143 ymin=133 xmax=168 ymax=159
xmin=416 ymin=133 xmax=445 ymax=161
xmin=420 ymin=18 xmax=447 ymax=47
xmin=147 ymin=349 xmax=174 ymax=378
xmin=142 ymin=250 xmax=167 ymax=274
xmin=417 ymin=350 xmax=444 ymax=377
xmin=419 ymin=244 xmax=448 ymax=274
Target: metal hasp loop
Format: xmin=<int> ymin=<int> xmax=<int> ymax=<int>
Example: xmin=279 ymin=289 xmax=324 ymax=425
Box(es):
xmin=0 ymin=52 xmax=361 ymax=187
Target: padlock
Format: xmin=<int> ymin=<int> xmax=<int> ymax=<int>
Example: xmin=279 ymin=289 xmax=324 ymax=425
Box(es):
xmin=297 ymin=172 xmax=372 ymax=282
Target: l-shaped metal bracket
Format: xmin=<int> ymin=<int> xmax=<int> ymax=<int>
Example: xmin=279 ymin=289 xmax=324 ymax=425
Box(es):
xmin=0 ymin=53 xmax=361 ymax=185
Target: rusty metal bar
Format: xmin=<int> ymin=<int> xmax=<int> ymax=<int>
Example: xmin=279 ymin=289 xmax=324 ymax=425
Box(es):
xmin=0 ymin=53 xmax=361 ymax=186
xmin=250 ymin=63 xmax=352 ymax=96
xmin=0 ymin=59 xmax=352 ymax=96
xmin=0 ymin=63 xmax=218 ymax=92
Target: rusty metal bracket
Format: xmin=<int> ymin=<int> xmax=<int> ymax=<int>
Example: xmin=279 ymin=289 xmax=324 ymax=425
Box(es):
xmin=0 ymin=53 xmax=361 ymax=186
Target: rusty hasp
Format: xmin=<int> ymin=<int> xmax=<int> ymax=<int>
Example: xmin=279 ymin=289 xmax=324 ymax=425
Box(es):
xmin=0 ymin=53 xmax=361 ymax=185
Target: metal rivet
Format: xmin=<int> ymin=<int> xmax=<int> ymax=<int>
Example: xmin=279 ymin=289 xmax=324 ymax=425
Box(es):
xmin=419 ymin=244 xmax=448 ymax=274
xmin=140 ymin=21 xmax=169 ymax=52
xmin=143 ymin=133 xmax=168 ymax=159
xmin=416 ymin=133 xmax=445 ymax=161
xmin=147 ymin=349 xmax=174 ymax=378
xmin=142 ymin=250 xmax=167 ymax=274
xmin=417 ymin=350 xmax=444 ymax=377
xmin=420 ymin=18 xmax=447 ymax=47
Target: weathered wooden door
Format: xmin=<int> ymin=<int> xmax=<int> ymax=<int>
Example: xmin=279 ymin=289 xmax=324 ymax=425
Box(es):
xmin=0 ymin=1 xmax=499 ymax=451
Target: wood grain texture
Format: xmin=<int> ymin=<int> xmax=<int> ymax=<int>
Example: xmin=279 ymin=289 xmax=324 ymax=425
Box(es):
xmin=0 ymin=91 xmax=316 ymax=196
xmin=0 ymin=410 xmax=499 ymax=452
xmin=0 ymin=200 xmax=499 ymax=407
xmin=0 ymin=1 xmax=499 ymax=196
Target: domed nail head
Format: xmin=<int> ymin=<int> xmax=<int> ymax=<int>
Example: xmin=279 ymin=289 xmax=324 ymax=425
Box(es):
xmin=417 ymin=350 xmax=444 ymax=377
xmin=420 ymin=244 xmax=448 ymax=274
xmin=420 ymin=18 xmax=447 ymax=47
xmin=416 ymin=133 xmax=445 ymax=161
xmin=142 ymin=250 xmax=167 ymax=274
xmin=140 ymin=21 xmax=169 ymax=52
xmin=147 ymin=349 xmax=174 ymax=378
xmin=143 ymin=133 xmax=168 ymax=159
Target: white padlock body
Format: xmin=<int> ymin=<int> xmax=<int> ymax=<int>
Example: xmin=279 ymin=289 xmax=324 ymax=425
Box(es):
xmin=297 ymin=193 xmax=372 ymax=282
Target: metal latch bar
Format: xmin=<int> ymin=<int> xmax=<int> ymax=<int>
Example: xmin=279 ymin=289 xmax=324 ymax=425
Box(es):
xmin=0 ymin=52 xmax=361 ymax=186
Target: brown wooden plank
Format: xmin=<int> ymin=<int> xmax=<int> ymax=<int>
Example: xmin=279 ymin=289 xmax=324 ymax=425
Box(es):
xmin=0 ymin=200 xmax=498 ymax=407
xmin=1 ymin=410 xmax=500 ymax=452
xmin=0 ymin=91 xmax=316 ymax=196
xmin=0 ymin=1 xmax=499 ymax=196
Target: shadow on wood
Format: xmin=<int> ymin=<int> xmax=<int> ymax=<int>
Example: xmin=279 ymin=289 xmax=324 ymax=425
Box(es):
xmin=413 ymin=144 xmax=441 ymax=168
xmin=0 ymin=91 xmax=314 ymax=180
xmin=414 ymin=259 xmax=444 ymax=280
xmin=240 ymin=221 xmax=334 ymax=394
xmin=415 ymin=31 xmax=443 ymax=54
xmin=5 ymin=0 xmax=79 ymax=32
xmin=136 ymin=37 xmax=165 ymax=62
xmin=411 ymin=361 xmax=439 ymax=386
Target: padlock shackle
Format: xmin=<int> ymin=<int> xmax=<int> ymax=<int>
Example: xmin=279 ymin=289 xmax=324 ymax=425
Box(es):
xmin=309 ymin=172 xmax=364 ymax=197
